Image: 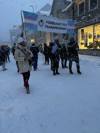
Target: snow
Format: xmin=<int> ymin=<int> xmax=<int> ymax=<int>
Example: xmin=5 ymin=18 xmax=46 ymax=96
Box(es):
xmin=0 ymin=54 xmax=100 ymax=133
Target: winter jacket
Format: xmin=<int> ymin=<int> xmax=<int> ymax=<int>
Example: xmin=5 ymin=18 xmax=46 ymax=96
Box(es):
xmin=43 ymin=45 xmax=50 ymax=56
xmin=67 ymin=41 xmax=79 ymax=60
xmin=51 ymin=43 xmax=60 ymax=62
xmin=14 ymin=44 xmax=33 ymax=74
xmin=60 ymin=45 xmax=68 ymax=60
xmin=0 ymin=47 xmax=7 ymax=65
xmin=30 ymin=45 xmax=39 ymax=59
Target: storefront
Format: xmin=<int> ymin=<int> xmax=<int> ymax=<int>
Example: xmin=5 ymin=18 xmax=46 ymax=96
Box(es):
xmin=78 ymin=23 xmax=100 ymax=49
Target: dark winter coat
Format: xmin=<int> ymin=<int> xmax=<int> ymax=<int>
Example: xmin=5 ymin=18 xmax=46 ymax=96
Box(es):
xmin=67 ymin=41 xmax=79 ymax=61
xmin=50 ymin=43 xmax=60 ymax=62
xmin=0 ymin=47 xmax=7 ymax=65
xmin=60 ymin=45 xmax=68 ymax=60
xmin=30 ymin=45 xmax=39 ymax=60
xmin=43 ymin=44 xmax=50 ymax=57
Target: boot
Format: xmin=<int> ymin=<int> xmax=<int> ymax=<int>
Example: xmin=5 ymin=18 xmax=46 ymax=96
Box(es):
xmin=53 ymin=70 xmax=56 ymax=75
xmin=69 ymin=67 xmax=73 ymax=74
xmin=26 ymin=86 xmax=30 ymax=94
xmin=65 ymin=65 xmax=68 ymax=68
xmin=69 ymin=69 xmax=73 ymax=74
xmin=2 ymin=68 xmax=7 ymax=71
xmin=62 ymin=62 xmax=64 ymax=69
xmin=77 ymin=65 xmax=81 ymax=74
xmin=56 ymin=69 xmax=60 ymax=75
xmin=24 ymin=80 xmax=30 ymax=94
xmin=77 ymin=70 xmax=82 ymax=74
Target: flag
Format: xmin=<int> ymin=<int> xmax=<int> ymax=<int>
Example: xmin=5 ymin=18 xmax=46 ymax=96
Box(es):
xmin=22 ymin=11 xmax=38 ymax=33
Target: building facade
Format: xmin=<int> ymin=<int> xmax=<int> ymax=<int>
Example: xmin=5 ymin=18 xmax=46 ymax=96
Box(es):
xmin=35 ymin=4 xmax=52 ymax=45
xmin=74 ymin=0 xmax=100 ymax=49
xmin=50 ymin=0 xmax=73 ymax=43
xmin=51 ymin=0 xmax=73 ymax=19
xmin=21 ymin=4 xmax=52 ymax=46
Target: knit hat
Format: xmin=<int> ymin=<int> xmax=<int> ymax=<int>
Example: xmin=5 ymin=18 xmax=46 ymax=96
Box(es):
xmin=17 ymin=37 xmax=25 ymax=44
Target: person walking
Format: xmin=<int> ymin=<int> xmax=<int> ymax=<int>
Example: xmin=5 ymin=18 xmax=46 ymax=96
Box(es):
xmin=60 ymin=43 xmax=68 ymax=69
xmin=30 ymin=43 xmax=39 ymax=71
xmin=67 ymin=37 xmax=81 ymax=74
xmin=50 ymin=40 xmax=60 ymax=75
xmin=43 ymin=43 xmax=50 ymax=65
xmin=14 ymin=37 xmax=33 ymax=94
xmin=0 ymin=45 xmax=7 ymax=71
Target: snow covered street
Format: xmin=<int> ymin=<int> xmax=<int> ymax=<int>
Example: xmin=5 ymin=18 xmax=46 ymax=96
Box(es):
xmin=0 ymin=54 xmax=100 ymax=133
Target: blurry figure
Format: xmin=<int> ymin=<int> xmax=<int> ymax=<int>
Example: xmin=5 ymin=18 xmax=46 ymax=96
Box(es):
xmin=0 ymin=45 xmax=7 ymax=71
xmin=67 ymin=37 xmax=81 ymax=74
xmin=12 ymin=43 xmax=16 ymax=56
xmin=60 ymin=44 xmax=68 ymax=69
xmin=49 ymin=42 xmax=54 ymax=71
xmin=14 ymin=37 xmax=33 ymax=94
xmin=30 ymin=43 xmax=39 ymax=71
xmin=43 ymin=43 xmax=50 ymax=65
xmin=50 ymin=40 xmax=60 ymax=75
xmin=6 ymin=45 xmax=10 ymax=63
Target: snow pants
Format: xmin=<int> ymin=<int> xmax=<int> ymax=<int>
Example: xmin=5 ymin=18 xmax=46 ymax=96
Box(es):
xmin=61 ymin=58 xmax=67 ymax=68
xmin=52 ymin=58 xmax=59 ymax=74
xmin=69 ymin=57 xmax=80 ymax=73
xmin=33 ymin=57 xmax=38 ymax=71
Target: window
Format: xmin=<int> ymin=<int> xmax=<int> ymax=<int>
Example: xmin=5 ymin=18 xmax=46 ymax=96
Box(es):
xmin=78 ymin=24 xmax=100 ymax=49
xmin=89 ymin=0 xmax=98 ymax=10
xmin=78 ymin=2 xmax=85 ymax=16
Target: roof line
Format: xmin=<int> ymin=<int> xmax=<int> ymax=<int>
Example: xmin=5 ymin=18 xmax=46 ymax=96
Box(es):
xmin=62 ymin=1 xmax=73 ymax=12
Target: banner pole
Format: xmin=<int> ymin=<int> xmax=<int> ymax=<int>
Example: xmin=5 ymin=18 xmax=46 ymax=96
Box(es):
xmin=20 ymin=10 xmax=27 ymax=41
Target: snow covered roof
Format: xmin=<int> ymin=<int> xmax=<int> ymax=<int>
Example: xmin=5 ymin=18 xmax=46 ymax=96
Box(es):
xmin=37 ymin=3 xmax=51 ymax=16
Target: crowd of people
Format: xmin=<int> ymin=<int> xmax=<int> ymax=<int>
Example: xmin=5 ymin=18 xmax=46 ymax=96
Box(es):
xmin=43 ymin=38 xmax=81 ymax=75
xmin=0 ymin=36 xmax=81 ymax=94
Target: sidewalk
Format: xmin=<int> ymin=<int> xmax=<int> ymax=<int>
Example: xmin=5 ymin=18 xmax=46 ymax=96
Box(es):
xmin=0 ymin=55 xmax=100 ymax=133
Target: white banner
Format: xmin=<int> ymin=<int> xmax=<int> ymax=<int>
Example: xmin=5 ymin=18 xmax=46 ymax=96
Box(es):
xmin=37 ymin=15 xmax=69 ymax=33
xmin=23 ymin=11 xmax=75 ymax=34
